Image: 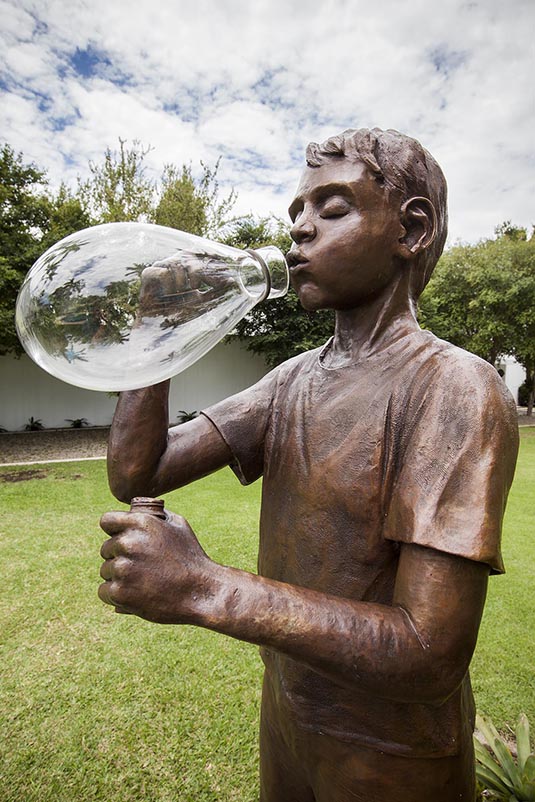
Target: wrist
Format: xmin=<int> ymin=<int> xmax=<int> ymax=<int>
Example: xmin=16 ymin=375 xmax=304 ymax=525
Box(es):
xmin=195 ymin=563 xmax=249 ymax=634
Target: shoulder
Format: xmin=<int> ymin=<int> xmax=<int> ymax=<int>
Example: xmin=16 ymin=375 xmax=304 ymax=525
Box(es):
xmin=390 ymin=330 xmax=519 ymax=454
xmin=409 ymin=330 xmax=515 ymax=408
xmin=267 ymin=342 xmax=327 ymax=385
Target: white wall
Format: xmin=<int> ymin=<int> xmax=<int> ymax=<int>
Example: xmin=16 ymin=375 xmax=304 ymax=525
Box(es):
xmin=2 ymin=345 xmax=526 ymax=433
xmin=0 ymin=341 xmax=268 ymax=431
xmin=499 ymin=356 xmax=526 ymax=405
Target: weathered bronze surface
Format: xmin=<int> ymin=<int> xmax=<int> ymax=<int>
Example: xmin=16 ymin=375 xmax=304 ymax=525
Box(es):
xmin=100 ymin=128 xmax=519 ymax=801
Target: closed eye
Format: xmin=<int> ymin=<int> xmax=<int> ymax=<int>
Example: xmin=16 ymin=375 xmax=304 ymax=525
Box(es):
xmin=319 ymin=198 xmax=352 ymax=218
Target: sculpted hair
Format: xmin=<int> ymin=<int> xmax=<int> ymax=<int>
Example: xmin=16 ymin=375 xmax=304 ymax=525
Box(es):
xmin=306 ymin=128 xmax=448 ymax=298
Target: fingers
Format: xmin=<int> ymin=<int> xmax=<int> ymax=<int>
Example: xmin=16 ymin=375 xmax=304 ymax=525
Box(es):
xmin=98 ymin=579 xmax=133 ymax=614
xmin=98 ymin=578 xmax=118 ymax=607
xmin=100 ymin=534 xmax=133 ymax=560
xmin=99 ymin=555 xmax=130 ymax=580
xmin=99 ymin=511 xmax=152 ymax=559
xmin=98 ymin=563 xmax=134 ymax=609
xmin=100 ymin=510 xmax=135 ymax=536
xmin=99 ymin=559 xmax=113 ymax=580
xmin=99 ymin=511 xmax=149 ymax=615
xmin=100 ymin=533 xmax=140 ymax=560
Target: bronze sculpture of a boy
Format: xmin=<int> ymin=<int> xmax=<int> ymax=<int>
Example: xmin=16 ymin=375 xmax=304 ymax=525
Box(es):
xmin=100 ymin=128 xmax=519 ymax=801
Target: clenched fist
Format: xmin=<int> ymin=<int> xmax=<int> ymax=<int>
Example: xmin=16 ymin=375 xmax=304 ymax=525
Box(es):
xmin=98 ymin=508 xmax=219 ymax=625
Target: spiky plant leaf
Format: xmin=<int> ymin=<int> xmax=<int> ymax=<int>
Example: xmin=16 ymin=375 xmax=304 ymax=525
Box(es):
xmin=475 ymin=738 xmax=512 ymax=788
xmin=477 ymin=714 xmax=506 ymax=760
xmin=477 ymin=714 xmax=525 ymax=791
xmin=492 ymin=737 xmax=523 ymax=793
xmin=517 ymin=714 xmax=532 ymax=774
xmin=522 ymin=756 xmax=535 ymax=784
xmin=475 ymin=764 xmax=514 ymax=798
xmin=517 ymin=780 xmax=535 ymax=802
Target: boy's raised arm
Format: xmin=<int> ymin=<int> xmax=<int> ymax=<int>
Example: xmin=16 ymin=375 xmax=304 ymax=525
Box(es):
xmin=107 ymin=381 xmax=232 ymax=503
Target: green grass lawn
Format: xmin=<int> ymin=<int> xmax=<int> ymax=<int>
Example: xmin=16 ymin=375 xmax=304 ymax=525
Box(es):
xmin=471 ymin=426 xmax=535 ymax=728
xmin=0 ymin=428 xmax=534 ymax=801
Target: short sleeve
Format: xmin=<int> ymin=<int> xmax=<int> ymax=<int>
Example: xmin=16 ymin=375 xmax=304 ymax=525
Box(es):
xmin=201 ymin=365 xmax=280 ymax=485
xmin=383 ymin=352 xmax=519 ymax=574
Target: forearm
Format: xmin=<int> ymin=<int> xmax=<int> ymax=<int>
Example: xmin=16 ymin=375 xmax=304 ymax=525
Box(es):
xmin=107 ymin=382 xmax=171 ymax=502
xmin=198 ymin=561 xmax=475 ymax=705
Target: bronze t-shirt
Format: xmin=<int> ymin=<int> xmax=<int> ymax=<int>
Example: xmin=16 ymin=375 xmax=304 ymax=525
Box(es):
xmin=202 ymin=328 xmax=518 ymax=757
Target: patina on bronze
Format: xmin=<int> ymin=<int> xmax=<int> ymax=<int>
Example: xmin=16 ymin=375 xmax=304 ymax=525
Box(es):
xmin=99 ymin=128 xmax=519 ymax=802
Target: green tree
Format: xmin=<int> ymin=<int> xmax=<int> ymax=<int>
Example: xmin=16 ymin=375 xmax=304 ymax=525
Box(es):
xmin=226 ymin=216 xmax=335 ymax=368
xmin=41 ymin=183 xmax=93 ymax=251
xmin=79 ymin=139 xmax=236 ymax=235
xmin=506 ymin=235 xmax=535 ymax=416
xmin=0 ymin=144 xmax=49 ymax=268
xmin=419 ymin=226 xmax=535 ymax=413
xmin=1 ymin=140 xmax=238 ymax=356
xmin=494 ymin=220 xmax=528 ymax=241
xmin=0 ymin=145 xmax=93 ymax=356
xmin=78 ymin=138 xmax=155 ymax=223
xmin=1 ymin=144 xmax=49 ymax=355
xmin=154 ymin=159 xmax=236 ymax=236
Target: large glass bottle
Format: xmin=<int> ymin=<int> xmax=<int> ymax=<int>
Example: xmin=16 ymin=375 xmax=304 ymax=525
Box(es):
xmin=15 ymin=222 xmax=288 ymax=392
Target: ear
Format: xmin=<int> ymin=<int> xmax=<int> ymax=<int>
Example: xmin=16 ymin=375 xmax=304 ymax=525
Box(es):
xmin=397 ymin=196 xmax=437 ymax=259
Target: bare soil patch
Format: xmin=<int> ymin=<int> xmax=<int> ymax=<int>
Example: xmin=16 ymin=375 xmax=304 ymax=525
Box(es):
xmin=0 ymin=469 xmax=49 ymax=482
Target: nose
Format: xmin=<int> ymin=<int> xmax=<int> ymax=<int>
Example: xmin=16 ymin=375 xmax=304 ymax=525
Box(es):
xmin=290 ymin=211 xmax=316 ymax=244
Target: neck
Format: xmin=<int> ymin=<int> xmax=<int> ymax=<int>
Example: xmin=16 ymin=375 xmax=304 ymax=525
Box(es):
xmin=327 ymin=276 xmax=419 ymax=367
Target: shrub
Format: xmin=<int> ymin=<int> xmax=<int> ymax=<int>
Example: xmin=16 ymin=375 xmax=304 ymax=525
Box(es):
xmin=24 ymin=417 xmax=44 ymax=431
xmin=474 ymin=713 xmax=535 ymax=800
xmin=65 ymin=418 xmax=91 ymax=428
xmin=176 ymin=410 xmax=198 ymax=424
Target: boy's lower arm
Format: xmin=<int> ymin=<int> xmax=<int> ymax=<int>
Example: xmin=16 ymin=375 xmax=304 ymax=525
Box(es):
xmin=99 ymin=509 xmax=488 ymax=706
xmin=203 ymin=555 xmax=485 ymax=705
xmin=107 ymin=381 xmax=171 ymax=502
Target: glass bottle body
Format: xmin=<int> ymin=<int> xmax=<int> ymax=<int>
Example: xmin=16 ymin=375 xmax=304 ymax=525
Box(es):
xmin=16 ymin=222 xmax=288 ymax=392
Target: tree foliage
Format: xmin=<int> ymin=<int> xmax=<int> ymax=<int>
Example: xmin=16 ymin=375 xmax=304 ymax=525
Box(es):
xmin=419 ymin=225 xmax=535 ymax=412
xmin=40 ymin=183 xmax=93 ymax=252
xmin=225 ymin=216 xmax=335 ymax=368
xmin=78 ymin=139 xmax=236 ymax=235
xmin=77 ymin=138 xmax=155 ymax=223
xmin=0 ymin=145 xmax=91 ymax=355
xmin=2 ymin=136 xmax=533 ymax=410
xmin=0 ymin=143 xmax=49 ymax=272
xmin=154 ymin=159 xmax=236 ymax=236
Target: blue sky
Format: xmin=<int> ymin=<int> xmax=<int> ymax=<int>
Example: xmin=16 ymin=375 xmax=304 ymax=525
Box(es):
xmin=1 ymin=0 xmax=533 ymax=243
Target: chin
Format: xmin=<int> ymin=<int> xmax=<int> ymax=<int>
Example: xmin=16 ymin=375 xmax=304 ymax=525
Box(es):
xmin=295 ymin=286 xmax=326 ymax=312
xmin=299 ymin=297 xmax=327 ymax=313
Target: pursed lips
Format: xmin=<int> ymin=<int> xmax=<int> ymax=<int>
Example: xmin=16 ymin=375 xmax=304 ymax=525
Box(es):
xmin=286 ymin=250 xmax=310 ymax=273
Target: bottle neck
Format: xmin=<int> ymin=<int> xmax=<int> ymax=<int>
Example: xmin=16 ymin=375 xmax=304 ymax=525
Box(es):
xmin=129 ymin=497 xmax=166 ymax=518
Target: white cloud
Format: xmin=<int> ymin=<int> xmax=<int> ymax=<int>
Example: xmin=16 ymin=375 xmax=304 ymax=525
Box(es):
xmin=0 ymin=0 xmax=533 ymax=242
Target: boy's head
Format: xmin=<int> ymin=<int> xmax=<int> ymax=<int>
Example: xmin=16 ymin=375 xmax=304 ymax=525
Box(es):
xmin=305 ymin=127 xmax=448 ymax=299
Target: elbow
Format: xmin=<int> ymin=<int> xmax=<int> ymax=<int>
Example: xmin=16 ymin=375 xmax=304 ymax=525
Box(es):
xmin=398 ymin=645 xmax=473 ymax=706
xmin=109 ymin=480 xmax=134 ymax=506
xmin=106 ymin=454 xmax=155 ymax=504
xmin=422 ymin=654 xmax=472 ymax=705
xmin=390 ymin=605 xmax=478 ymax=706
xmin=107 ymin=468 xmax=136 ymax=505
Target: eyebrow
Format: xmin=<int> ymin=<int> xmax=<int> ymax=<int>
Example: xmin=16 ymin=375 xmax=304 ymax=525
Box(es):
xmin=288 ymin=181 xmax=355 ymax=220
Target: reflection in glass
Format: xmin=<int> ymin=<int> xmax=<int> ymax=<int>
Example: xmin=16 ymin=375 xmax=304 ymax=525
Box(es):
xmin=16 ymin=223 xmax=288 ymax=392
